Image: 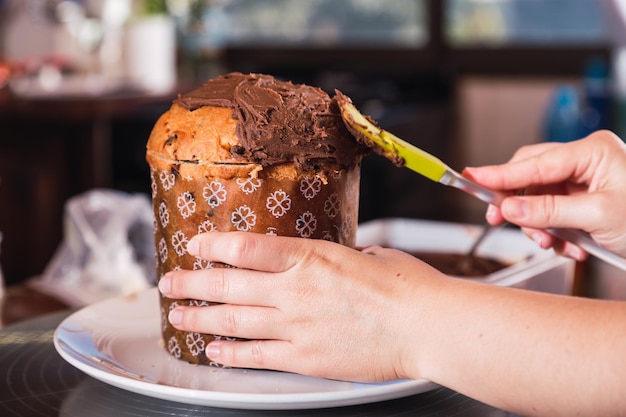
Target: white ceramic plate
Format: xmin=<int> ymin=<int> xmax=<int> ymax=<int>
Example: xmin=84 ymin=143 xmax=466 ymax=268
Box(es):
xmin=54 ymin=288 xmax=437 ymax=410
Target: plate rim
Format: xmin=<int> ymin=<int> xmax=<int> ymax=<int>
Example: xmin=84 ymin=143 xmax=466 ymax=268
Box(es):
xmin=53 ymin=287 xmax=438 ymax=410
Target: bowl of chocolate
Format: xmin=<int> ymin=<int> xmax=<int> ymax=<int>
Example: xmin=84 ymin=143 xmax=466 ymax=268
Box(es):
xmin=146 ymin=73 xmax=368 ymax=365
xmin=356 ymin=218 xmax=576 ymax=294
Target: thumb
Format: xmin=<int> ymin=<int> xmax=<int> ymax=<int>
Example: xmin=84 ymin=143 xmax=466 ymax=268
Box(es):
xmin=500 ymin=194 xmax=602 ymax=232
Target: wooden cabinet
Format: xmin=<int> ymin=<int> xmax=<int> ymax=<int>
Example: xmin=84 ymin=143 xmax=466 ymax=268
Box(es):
xmin=0 ymin=90 xmax=174 ymax=286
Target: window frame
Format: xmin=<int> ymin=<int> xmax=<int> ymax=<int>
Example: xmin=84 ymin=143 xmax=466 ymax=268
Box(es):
xmin=221 ymin=0 xmax=611 ymax=78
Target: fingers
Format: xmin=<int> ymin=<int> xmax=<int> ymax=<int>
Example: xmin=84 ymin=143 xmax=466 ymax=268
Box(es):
xmin=500 ymin=192 xmax=604 ymax=261
xmin=168 ymin=304 xmax=285 ymax=340
xmin=464 ymin=155 xmax=566 ymax=192
xmin=463 ymin=140 xmax=589 ymax=192
xmin=160 ymin=232 xmax=347 ymax=306
xmin=155 ymin=237 xmax=440 ymax=382
xmin=166 ymin=304 xmax=303 ymax=373
xmin=465 ymin=132 xmax=624 ymax=193
xmin=187 ymin=231 xmax=309 ymax=272
xmin=485 ymin=204 xmax=507 ymax=226
xmin=500 ymin=193 xmax=604 ymax=231
xmin=159 ymin=267 xmax=287 ymax=340
xmin=518 ymin=227 xmax=588 ymax=261
xmin=463 ymin=133 xmax=626 ymax=255
xmin=206 ymin=339 xmax=306 ymax=376
xmin=506 ymin=141 xmax=562 ymax=163
xmin=159 ymin=267 xmax=279 ymax=306
xmin=206 ymin=340 xmax=332 ymax=376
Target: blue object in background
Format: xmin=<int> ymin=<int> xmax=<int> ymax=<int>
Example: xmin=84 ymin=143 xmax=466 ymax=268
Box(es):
xmin=542 ymin=84 xmax=584 ymax=143
xmin=580 ymin=56 xmax=611 ymax=137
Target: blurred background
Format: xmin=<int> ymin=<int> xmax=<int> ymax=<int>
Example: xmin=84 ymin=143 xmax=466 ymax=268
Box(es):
xmin=1 ymin=0 xmax=625 ymax=317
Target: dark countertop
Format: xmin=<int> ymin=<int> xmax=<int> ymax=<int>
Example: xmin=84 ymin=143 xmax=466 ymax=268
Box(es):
xmin=0 ymin=310 xmax=513 ymax=417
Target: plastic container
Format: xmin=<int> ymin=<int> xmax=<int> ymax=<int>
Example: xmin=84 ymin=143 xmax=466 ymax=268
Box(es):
xmin=356 ymin=218 xmax=576 ymax=295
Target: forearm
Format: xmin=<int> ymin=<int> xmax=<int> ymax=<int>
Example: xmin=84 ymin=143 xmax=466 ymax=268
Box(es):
xmin=412 ymin=278 xmax=626 ymax=416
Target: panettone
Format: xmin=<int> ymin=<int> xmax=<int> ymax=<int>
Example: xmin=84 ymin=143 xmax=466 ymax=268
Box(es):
xmin=146 ymin=72 xmax=367 ymax=365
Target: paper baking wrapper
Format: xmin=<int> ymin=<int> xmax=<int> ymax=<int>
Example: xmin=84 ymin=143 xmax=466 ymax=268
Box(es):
xmin=148 ymin=156 xmax=360 ymax=365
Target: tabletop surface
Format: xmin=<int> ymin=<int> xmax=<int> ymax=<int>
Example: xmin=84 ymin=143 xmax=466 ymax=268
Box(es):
xmin=0 ymin=310 xmax=512 ymax=417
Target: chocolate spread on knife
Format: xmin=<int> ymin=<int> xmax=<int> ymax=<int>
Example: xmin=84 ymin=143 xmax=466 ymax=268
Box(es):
xmin=175 ymin=72 xmax=368 ymax=170
xmin=334 ymin=90 xmax=405 ymax=167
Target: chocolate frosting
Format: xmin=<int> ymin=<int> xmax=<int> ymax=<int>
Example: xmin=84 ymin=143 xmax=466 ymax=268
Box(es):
xmin=175 ymin=72 xmax=368 ymax=170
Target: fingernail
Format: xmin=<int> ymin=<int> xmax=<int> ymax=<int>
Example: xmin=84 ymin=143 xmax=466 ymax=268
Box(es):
xmin=206 ymin=342 xmax=221 ymax=360
xmin=159 ymin=273 xmax=171 ymax=294
xmin=169 ymin=308 xmax=182 ymax=325
xmin=462 ymin=167 xmax=476 ymax=179
xmin=187 ymin=238 xmax=199 ymax=256
xmin=486 ymin=204 xmax=497 ymax=221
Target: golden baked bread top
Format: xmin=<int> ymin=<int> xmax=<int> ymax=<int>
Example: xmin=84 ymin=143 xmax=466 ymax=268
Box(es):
xmin=147 ymin=103 xmax=244 ymax=165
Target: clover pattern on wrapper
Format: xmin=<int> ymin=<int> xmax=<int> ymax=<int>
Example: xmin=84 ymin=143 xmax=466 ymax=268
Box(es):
xmin=149 ymin=164 xmax=361 ymax=366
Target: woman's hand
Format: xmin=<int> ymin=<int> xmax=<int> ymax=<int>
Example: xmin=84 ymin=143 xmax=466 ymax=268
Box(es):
xmin=463 ymin=130 xmax=626 ymax=259
xmin=158 ymin=231 xmax=449 ymax=382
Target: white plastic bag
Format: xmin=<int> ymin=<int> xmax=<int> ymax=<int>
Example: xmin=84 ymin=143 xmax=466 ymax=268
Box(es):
xmin=32 ymin=189 xmax=155 ymax=307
